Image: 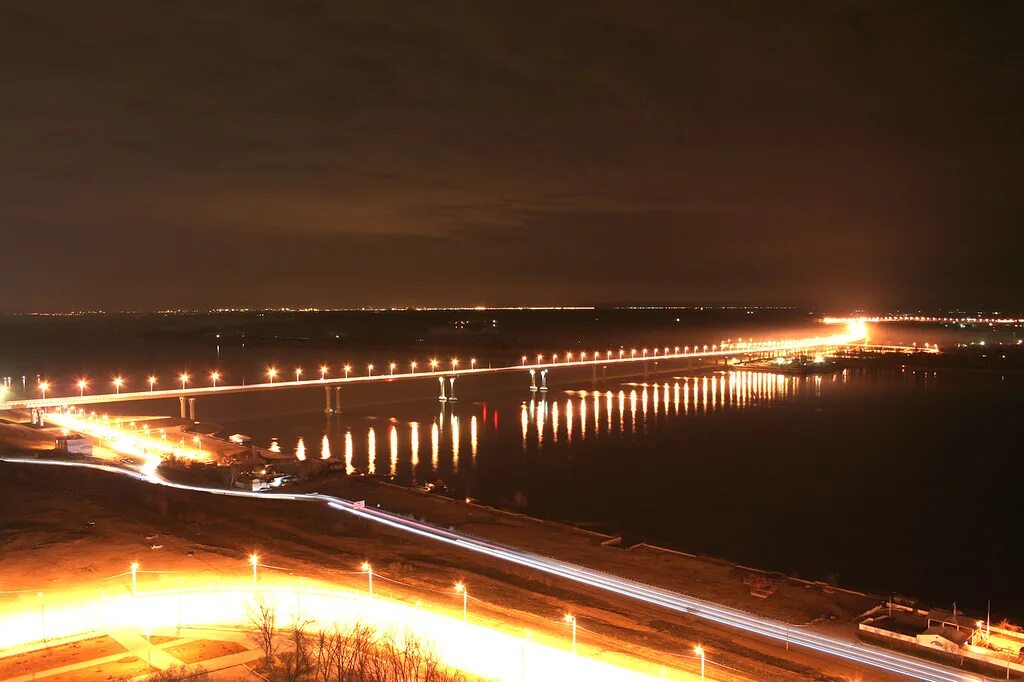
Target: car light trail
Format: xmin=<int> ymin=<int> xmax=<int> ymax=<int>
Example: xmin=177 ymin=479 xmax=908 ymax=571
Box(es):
xmin=0 ymin=580 xmax=672 ymax=682
xmin=0 ymin=455 xmax=980 ymax=681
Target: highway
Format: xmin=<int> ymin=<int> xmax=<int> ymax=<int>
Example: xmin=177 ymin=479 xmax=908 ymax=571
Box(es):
xmin=0 ymin=325 xmax=865 ymax=410
xmin=0 ymin=455 xmax=984 ymax=682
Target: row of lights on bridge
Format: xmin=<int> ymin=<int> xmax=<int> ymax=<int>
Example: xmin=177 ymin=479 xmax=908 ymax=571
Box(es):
xmin=16 ymin=339 xmax=761 ymax=399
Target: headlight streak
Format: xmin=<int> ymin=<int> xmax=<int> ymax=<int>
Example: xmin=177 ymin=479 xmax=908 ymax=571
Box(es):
xmin=0 ymin=457 xmax=979 ymax=682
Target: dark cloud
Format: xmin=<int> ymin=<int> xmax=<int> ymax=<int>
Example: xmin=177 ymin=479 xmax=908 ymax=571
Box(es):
xmin=1 ymin=1 xmax=1021 ymax=311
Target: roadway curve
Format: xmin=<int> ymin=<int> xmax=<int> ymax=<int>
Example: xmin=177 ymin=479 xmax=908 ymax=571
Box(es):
xmin=0 ymin=456 xmax=983 ymax=682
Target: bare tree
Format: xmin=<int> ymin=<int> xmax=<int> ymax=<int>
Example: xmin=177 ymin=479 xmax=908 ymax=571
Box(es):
xmin=247 ymin=602 xmax=279 ymax=670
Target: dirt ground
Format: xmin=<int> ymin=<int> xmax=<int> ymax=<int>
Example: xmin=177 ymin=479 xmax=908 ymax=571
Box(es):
xmin=0 ymin=457 xmax=914 ymax=682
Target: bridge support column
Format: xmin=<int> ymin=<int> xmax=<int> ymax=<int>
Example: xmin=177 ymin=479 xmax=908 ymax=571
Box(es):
xmin=438 ymin=376 xmax=447 ymax=401
xmin=529 ymin=369 xmax=537 ymax=392
xmin=188 ymin=397 xmax=197 ymax=422
xmin=324 ymin=386 xmax=332 ymax=414
xmin=179 ymin=396 xmax=188 ymax=419
xmin=540 ymin=369 xmax=548 ymax=392
xmin=448 ymin=376 xmax=457 ymax=401
xmin=334 ymin=386 xmax=342 ymax=413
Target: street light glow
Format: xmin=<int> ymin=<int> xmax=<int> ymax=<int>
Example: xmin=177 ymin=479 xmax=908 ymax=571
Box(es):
xmin=179 ymin=373 xmax=190 ymax=390
xmin=209 ymin=371 xmax=220 ymax=387
xmin=267 ymin=367 xmax=278 ymax=383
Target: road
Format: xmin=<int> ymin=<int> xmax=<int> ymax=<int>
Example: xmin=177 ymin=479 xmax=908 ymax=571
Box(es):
xmin=1 ymin=325 xmax=865 ymax=410
xmin=0 ymin=455 xmax=985 ymax=682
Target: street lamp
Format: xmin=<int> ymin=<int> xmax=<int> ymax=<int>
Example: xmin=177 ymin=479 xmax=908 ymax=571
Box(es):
xmin=320 ymin=365 xmax=328 ymax=380
xmin=267 ymin=368 xmax=278 ymax=383
xmin=454 ymin=582 xmax=468 ymax=623
xmin=38 ymin=381 xmax=49 ymax=399
xmin=343 ymin=364 xmax=351 ymax=379
xmin=694 ymin=645 xmax=705 ymax=681
xmin=295 ymin=368 xmax=303 ymax=382
xmin=389 ymin=362 xmax=397 ymax=375
xmin=360 ymin=561 xmax=373 ymax=597
xmin=130 ymin=561 xmax=139 ymax=598
xmin=367 ymin=364 xmax=374 ymax=376
xmin=536 ymin=354 xmax=543 ymax=364
xmin=470 ymin=358 xmax=477 ymax=370
xmin=77 ymin=379 xmax=88 ymax=397
xmin=429 ymin=359 xmax=439 ymax=372
xmin=521 ymin=355 xmax=528 ymax=366
xmin=249 ymin=554 xmax=259 ymax=590
xmin=563 ymin=613 xmax=577 ymax=655
xmin=451 ymin=358 xmax=459 ymax=371
xmin=179 ymin=373 xmax=190 ymax=390
xmin=410 ymin=361 xmax=418 ymax=374
xmin=113 ymin=377 xmax=124 ymax=395
xmin=210 ymin=371 xmax=220 ymax=387
xmin=148 ymin=376 xmax=157 ymax=392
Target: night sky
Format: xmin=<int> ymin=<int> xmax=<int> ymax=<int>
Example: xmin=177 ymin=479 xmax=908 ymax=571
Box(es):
xmin=1 ymin=2 xmax=1021 ymax=312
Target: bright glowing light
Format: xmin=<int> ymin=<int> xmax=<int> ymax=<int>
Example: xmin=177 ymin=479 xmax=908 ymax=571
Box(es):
xmin=209 ymin=371 xmax=220 ymax=387
xmin=112 ymin=377 xmax=123 ymax=395
xmin=430 ymin=358 xmax=439 ymax=371
xmin=470 ymin=358 xmax=477 ymax=369
xmin=367 ymin=364 xmax=374 ymax=376
xmin=410 ymin=361 xmax=418 ymax=373
xmin=267 ymin=367 xmax=278 ymax=383
xmin=295 ymin=367 xmax=303 ymax=381
xmin=147 ymin=375 xmax=157 ymax=391
xmin=389 ymin=362 xmax=397 ymax=375
xmin=451 ymin=358 xmax=459 ymax=370
xmin=76 ymin=379 xmax=88 ymax=396
xmin=320 ymin=365 xmax=329 ymax=380
xmin=179 ymin=373 xmax=190 ymax=390
xmin=343 ymin=364 xmax=352 ymax=378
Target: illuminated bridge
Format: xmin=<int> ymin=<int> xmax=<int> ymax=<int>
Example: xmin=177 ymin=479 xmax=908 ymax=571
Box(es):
xmin=1 ymin=325 xmax=866 ymax=421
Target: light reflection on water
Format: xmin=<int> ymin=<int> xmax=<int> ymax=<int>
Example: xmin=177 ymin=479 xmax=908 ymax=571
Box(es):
xmin=259 ymin=370 xmax=834 ymax=484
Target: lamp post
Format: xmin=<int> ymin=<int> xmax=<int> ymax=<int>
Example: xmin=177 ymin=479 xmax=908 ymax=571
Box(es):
xmin=470 ymin=358 xmax=477 ymax=370
xmin=38 ymin=592 xmax=46 ymax=643
xmin=210 ymin=371 xmax=220 ymax=388
xmin=267 ymin=368 xmax=278 ymax=383
xmin=410 ymin=361 xmax=418 ymax=374
xmin=179 ymin=373 xmax=189 ymax=390
xmin=320 ymin=365 xmax=328 ymax=381
xmin=367 ymin=364 xmax=374 ymax=377
xmin=360 ymin=561 xmax=373 ymax=596
xmin=249 ymin=554 xmax=259 ymax=591
xmin=455 ymin=582 xmax=468 ymax=623
xmin=430 ymin=359 xmax=439 ymax=372
xmin=389 ymin=362 xmax=397 ymax=376
xmin=563 ymin=614 xmax=577 ymax=655
xmin=694 ymin=645 xmax=705 ymax=681
xmin=113 ymin=377 xmax=124 ymax=395
xmin=343 ymin=365 xmax=351 ymax=379
xmin=148 ymin=376 xmax=157 ymax=392
xmin=451 ymin=358 xmax=459 ymax=371
xmin=295 ymin=368 xmax=303 ymax=382
xmin=77 ymin=379 xmax=88 ymax=397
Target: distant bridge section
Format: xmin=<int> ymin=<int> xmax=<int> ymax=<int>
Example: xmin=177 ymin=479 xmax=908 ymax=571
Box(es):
xmin=1 ymin=325 xmax=866 ymax=415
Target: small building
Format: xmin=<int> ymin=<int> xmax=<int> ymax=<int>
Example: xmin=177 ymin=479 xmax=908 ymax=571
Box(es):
xmin=54 ymin=434 xmax=92 ymax=455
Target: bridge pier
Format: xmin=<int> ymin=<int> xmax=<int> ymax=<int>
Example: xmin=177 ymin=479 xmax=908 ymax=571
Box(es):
xmin=325 ymin=386 xmax=332 ymax=414
xmin=335 ymin=386 xmax=342 ymax=413
xmin=438 ymin=376 xmax=447 ymax=401
xmin=539 ymin=369 xmax=548 ymax=392
xmin=188 ymin=397 xmax=197 ymax=422
xmin=179 ymin=396 xmax=188 ymax=419
xmin=529 ymin=369 xmax=537 ymax=392
xmin=448 ymin=376 xmax=457 ymax=401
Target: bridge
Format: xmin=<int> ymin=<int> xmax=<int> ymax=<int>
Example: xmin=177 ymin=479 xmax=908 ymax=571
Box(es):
xmin=1 ymin=324 xmax=866 ymax=421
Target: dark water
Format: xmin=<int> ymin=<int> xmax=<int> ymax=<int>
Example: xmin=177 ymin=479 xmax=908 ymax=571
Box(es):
xmin=198 ymin=364 xmax=1024 ymax=622
xmin=3 ymin=311 xmax=1021 ymax=619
